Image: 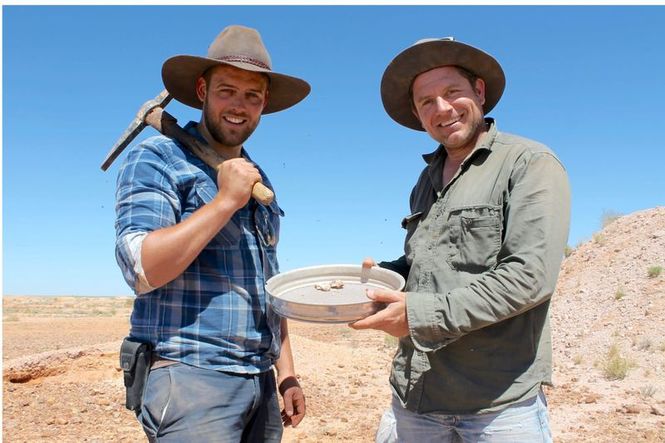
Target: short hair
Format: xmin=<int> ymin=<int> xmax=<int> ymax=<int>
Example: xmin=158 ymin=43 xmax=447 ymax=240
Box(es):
xmin=453 ymin=66 xmax=479 ymax=88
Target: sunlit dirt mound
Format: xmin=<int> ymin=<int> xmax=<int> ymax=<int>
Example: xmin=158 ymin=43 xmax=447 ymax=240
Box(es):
xmin=548 ymin=206 xmax=665 ymax=442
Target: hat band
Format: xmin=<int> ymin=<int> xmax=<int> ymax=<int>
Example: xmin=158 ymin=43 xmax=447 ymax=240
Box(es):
xmin=218 ymin=55 xmax=270 ymax=70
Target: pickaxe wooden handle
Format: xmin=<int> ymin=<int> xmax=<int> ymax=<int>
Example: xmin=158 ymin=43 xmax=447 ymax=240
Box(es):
xmin=144 ymin=107 xmax=274 ymax=205
xmin=101 ymin=90 xmax=275 ymax=206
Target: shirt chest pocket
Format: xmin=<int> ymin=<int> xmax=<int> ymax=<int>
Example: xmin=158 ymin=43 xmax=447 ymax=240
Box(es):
xmin=447 ymin=205 xmax=502 ymax=273
xmin=253 ymin=201 xmax=283 ymax=251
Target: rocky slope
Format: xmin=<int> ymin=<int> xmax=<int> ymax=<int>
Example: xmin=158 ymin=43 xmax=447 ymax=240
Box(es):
xmin=548 ymin=206 xmax=665 ymax=442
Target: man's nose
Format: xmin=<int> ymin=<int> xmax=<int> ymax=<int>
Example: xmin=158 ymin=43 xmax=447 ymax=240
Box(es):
xmin=435 ymin=96 xmax=453 ymax=112
xmin=228 ymin=93 xmax=248 ymax=110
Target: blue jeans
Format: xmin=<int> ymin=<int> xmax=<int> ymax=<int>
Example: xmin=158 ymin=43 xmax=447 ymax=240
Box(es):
xmin=137 ymin=363 xmax=282 ymax=442
xmin=380 ymin=390 xmax=551 ymax=443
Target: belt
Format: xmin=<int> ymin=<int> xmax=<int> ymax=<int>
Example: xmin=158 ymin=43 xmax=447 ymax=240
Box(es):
xmin=151 ymin=354 xmax=179 ymax=369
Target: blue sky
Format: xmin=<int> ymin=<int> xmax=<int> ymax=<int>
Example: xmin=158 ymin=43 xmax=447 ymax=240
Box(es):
xmin=3 ymin=5 xmax=664 ymax=296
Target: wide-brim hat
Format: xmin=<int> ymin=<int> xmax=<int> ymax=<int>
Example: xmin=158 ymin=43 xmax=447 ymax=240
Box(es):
xmin=381 ymin=37 xmax=505 ymax=131
xmin=162 ymin=25 xmax=310 ymax=114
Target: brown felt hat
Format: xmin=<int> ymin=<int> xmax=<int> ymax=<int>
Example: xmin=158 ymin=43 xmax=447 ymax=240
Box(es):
xmin=162 ymin=25 xmax=310 ymax=113
xmin=381 ymin=37 xmax=505 ymax=131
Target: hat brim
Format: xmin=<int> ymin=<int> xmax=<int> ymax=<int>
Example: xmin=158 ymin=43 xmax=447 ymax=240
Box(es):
xmin=381 ymin=40 xmax=505 ymax=131
xmin=162 ymin=55 xmax=310 ymax=114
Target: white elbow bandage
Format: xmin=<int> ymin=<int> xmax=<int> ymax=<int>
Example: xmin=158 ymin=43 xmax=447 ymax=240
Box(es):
xmin=124 ymin=231 xmax=156 ymax=295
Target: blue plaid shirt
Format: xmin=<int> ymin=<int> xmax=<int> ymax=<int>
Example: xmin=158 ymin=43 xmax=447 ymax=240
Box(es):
xmin=115 ymin=122 xmax=283 ymax=374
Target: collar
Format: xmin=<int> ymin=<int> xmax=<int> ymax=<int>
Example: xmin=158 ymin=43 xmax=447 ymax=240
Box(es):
xmin=422 ymin=118 xmax=497 ymax=193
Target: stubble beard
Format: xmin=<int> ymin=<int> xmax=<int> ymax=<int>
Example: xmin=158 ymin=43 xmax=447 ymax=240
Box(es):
xmin=203 ymin=99 xmax=260 ymax=148
xmin=443 ymin=114 xmax=486 ymax=152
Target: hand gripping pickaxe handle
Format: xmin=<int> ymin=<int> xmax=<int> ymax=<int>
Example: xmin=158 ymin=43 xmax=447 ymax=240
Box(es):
xmin=101 ymin=90 xmax=275 ymax=206
xmin=144 ymin=107 xmax=274 ymax=205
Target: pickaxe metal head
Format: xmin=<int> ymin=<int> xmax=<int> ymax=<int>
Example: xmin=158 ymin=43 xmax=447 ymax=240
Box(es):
xmin=100 ymin=90 xmax=172 ymax=171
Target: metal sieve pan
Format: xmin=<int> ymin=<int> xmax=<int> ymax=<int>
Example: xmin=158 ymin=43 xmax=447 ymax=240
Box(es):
xmin=266 ymin=264 xmax=405 ymax=323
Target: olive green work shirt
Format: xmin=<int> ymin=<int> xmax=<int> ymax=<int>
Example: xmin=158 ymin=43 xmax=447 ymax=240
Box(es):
xmin=381 ymin=120 xmax=571 ymax=414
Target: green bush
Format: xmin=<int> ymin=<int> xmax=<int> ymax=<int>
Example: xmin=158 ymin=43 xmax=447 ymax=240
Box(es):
xmin=614 ymin=287 xmax=625 ymax=301
xmin=647 ymin=266 xmax=662 ymax=278
xmin=593 ymin=233 xmax=606 ymax=246
xmin=602 ymin=344 xmax=634 ymax=381
xmin=601 ymin=210 xmax=622 ymax=228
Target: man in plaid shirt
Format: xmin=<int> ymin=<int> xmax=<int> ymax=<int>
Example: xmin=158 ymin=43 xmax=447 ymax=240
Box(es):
xmin=114 ymin=25 xmax=310 ymax=442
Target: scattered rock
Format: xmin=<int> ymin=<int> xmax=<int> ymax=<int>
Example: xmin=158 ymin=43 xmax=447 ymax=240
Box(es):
xmin=651 ymin=405 xmax=665 ymax=416
xmin=623 ymin=404 xmax=645 ymax=414
xmin=583 ymin=393 xmax=601 ymax=404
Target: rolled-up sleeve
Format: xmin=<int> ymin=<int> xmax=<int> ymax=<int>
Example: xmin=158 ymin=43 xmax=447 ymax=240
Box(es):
xmin=407 ymin=151 xmax=571 ymax=352
xmin=114 ymin=141 xmax=180 ymax=294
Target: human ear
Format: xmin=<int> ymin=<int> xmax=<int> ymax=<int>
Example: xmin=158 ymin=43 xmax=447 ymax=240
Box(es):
xmin=262 ymin=90 xmax=270 ymax=112
xmin=411 ymin=101 xmax=423 ymax=124
xmin=195 ymin=77 xmax=207 ymax=102
xmin=474 ymin=78 xmax=486 ymax=106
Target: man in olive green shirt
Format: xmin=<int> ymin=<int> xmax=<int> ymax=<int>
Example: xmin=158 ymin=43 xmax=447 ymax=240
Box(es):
xmin=351 ymin=37 xmax=570 ymax=442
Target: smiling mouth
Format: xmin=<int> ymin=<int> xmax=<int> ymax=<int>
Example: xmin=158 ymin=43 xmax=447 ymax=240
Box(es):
xmin=224 ymin=115 xmax=247 ymax=125
xmin=438 ymin=117 xmax=461 ymax=128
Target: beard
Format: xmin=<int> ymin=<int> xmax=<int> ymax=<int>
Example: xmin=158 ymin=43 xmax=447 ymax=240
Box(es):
xmin=436 ymin=113 xmax=487 ymax=152
xmin=203 ymin=99 xmax=260 ymax=148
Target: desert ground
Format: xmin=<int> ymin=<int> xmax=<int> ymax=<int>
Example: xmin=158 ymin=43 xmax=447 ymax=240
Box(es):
xmin=3 ymin=207 xmax=665 ymax=442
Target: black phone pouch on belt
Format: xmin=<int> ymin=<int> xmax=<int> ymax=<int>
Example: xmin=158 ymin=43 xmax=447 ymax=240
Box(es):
xmin=119 ymin=336 xmax=152 ymax=412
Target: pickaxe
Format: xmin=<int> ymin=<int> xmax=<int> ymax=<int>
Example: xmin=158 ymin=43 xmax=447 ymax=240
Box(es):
xmin=100 ymin=90 xmax=275 ymax=205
